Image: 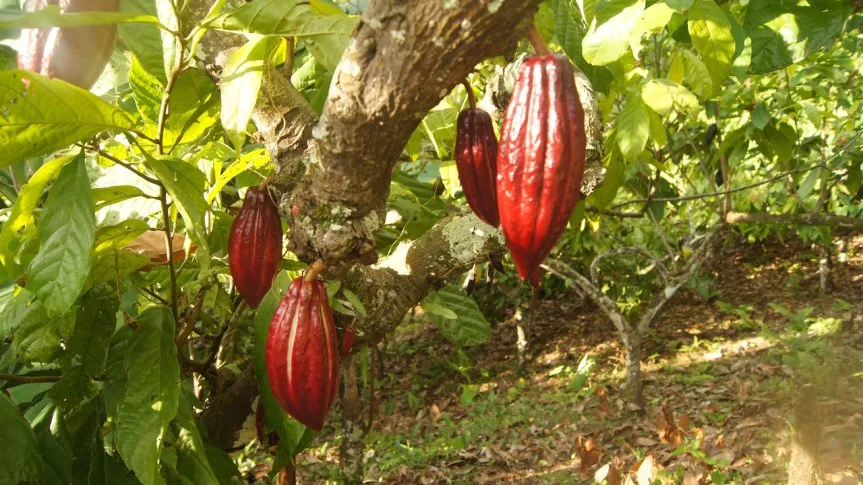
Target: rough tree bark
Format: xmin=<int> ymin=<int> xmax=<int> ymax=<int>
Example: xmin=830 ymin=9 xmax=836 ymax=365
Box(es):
xmin=339 ymin=353 xmax=365 ymax=484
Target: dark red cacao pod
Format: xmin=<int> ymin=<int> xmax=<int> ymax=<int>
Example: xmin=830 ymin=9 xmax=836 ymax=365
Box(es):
xmin=255 ymin=400 xmax=281 ymax=448
xmin=455 ymin=108 xmax=500 ymax=227
xmin=18 ymin=0 xmax=120 ymax=90
xmin=266 ymin=277 xmax=340 ymax=431
xmin=229 ymin=185 xmax=283 ymax=309
xmin=340 ymin=321 xmax=355 ymax=356
xmin=497 ymin=54 xmax=587 ymax=283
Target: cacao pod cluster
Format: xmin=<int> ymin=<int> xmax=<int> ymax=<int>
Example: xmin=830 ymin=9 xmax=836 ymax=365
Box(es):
xmin=265 ymin=273 xmax=340 ymax=431
xmin=455 ymin=51 xmax=587 ymax=287
xmin=229 ymin=185 xmax=283 ymax=309
xmin=18 ymin=0 xmax=120 ymax=90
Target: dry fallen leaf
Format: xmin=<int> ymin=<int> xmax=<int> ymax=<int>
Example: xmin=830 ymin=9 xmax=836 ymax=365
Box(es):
xmin=636 ymin=455 xmax=654 ymax=485
xmin=123 ymin=230 xmax=196 ymax=265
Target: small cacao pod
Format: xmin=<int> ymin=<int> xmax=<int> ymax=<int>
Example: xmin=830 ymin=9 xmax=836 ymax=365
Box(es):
xmin=229 ymin=185 xmax=283 ymax=309
xmin=255 ymin=400 xmax=280 ymax=448
xmin=341 ymin=321 xmax=356 ymax=356
xmin=497 ymin=54 xmax=586 ymax=283
xmin=266 ymin=277 xmax=340 ymax=431
xmin=455 ymin=107 xmax=499 ymax=227
xmin=18 ymin=0 xmax=120 ymax=90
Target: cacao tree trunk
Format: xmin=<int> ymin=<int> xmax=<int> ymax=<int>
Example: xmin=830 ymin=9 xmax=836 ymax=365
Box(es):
xmin=622 ymin=330 xmax=645 ymax=409
xmin=339 ymin=353 xmax=366 ymax=484
xmin=818 ymin=243 xmax=833 ymax=295
xmin=515 ymin=291 xmax=540 ymax=367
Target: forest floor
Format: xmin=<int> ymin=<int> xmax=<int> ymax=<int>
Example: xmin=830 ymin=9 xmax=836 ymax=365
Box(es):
xmin=247 ymin=233 xmax=863 ymax=484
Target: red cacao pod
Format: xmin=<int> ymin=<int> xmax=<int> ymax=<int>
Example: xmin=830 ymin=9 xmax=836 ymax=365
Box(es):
xmin=455 ymin=108 xmax=499 ymax=227
xmin=229 ymin=185 xmax=283 ymax=309
xmin=266 ymin=277 xmax=340 ymax=431
xmin=340 ymin=321 xmax=355 ymax=356
xmin=497 ymin=54 xmax=586 ymax=283
xmin=18 ymin=0 xmax=120 ymax=90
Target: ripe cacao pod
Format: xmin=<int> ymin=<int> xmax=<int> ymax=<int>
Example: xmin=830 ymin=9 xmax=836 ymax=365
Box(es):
xmin=497 ymin=54 xmax=587 ymax=284
xmin=18 ymin=0 xmax=120 ymax=90
xmin=228 ymin=185 xmax=283 ymax=309
xmin=455 ymin=107 xmax=500 ymax=227
xmin=266 ymin=277 xmax=339 ymax=431
xmin=341 ymin=321 xmax=355 ymax=356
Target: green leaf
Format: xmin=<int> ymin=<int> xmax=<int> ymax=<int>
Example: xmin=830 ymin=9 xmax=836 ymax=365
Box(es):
xmin=145 ymin=158 xmax=211 ymax=266
xmin=203 ymin=442 xmax=242 ymax=485
xmin=420 ymin=299 xmax=457 ymax=320
xmin=680 ymin=49 xmax=713 ymax=99
xmin=640 ymin=79 xmax=699 ymax=115
xmin=647 ymin=107 xmax=668 ymax=147
xmin=27 ymin=154 xmax=96 ymax=317
xmin=0 ymin=155 xmax=75 ymax=272
xmin=424 ymin=286 xmax=490 ymax=347
xmin=342 ymin=289 xmax=367 ymax=316
xmin=0 ymin=393 xmax=43 ymax=484
xmin=750 ymin=103 xmax=770 ymax=130
xmin=156 ymin=0 xmax=180 ymax=80
xmin=30 ymin=403 xmax=73 ymax=485
xmin=13 ymin=304 xmax=73 ymax=364
xmin=617 ymin=92 xmax=650 ymax=162
xmin=588 ymin=144 xmax=624 ymax=210
xmin=745 ymin=0 xmax=852 ymax=74
xmin=119 ymin=0 xmax=165 ymax=81
xmin=221 ymin=36 xmax=273 ymax=150
xmin=92 ymin=185 xmax=149 ymax=211
xmin=665 ymin=0 xmax=693 ymax=11
xmin=0 ymin=71 xmax=135 ymax=167
xmin=629 ymin=1 xmax=675 ymax=58
xmin=687 ymin=0 xmax=735 ymax=93
xmin=66 ymin=292 xmax=119 ymax=377
xmin=108 ymin=307 xmax=180 ymax=485
xmin=169 ymin=392 xmax=219 ymax=485
xmin=582 ymin=0 xmax=645 ymax=66
xmin=438 ymin=160 xmax=461 ymax=199
xmin=0 ymin=6 xmax=157 ymax=28
xmin=205 ymin=0 xmax=357 ymax=37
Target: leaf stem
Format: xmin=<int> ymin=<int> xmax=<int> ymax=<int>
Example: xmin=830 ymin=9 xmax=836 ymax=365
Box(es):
xmin=160 ymin=187 xmax=180 ymax=324
xmin=0 ymin=373 xmax=61 ymax=385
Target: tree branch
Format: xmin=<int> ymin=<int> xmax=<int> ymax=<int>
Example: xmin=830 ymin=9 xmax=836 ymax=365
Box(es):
xmin=609 ymin=130 xmax=863 ymax=210
xmin=726 ymin=211 xmax=863 ymax=230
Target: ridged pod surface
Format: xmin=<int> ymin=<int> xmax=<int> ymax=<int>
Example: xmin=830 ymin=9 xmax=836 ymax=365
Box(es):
xmin=497 ymin=54 xmax=587 ymax=284
xmin=228 ymin=186 xmax=283 ymax=309
xmin=341 ymin=321 xmax=356 ymax=356
xmin=266 ymin=277 xmax=340 ymax=431
xmin=18 ymin=0 xmax=120 ymax=89
xmin=455 ymin=108 xmax=499 ymax=227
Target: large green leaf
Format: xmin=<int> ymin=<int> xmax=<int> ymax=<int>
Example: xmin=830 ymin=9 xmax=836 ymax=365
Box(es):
xmin=744 ymin=0 xmax=852 ymax=74
xmin=11 ymin=293 xmax=74 ymax=364
xmin=617 ymin=92 xmax=650 ymax=162
xmin=30 ymin=403 xmax=73 ymax=485
xmin=640 ymin=79 xmax=698 ymax=116
xmin=0 ymin=71 xmax=135 ymax=167
xmin=145 ymin=158 xmax=211 ymax=265
xmin=205 ymin=0 xmax=357 ymax=37
xmin=687 ymin=0 xmax=735 ymax=93
xmin=629 ymin=1 xmax=675 ymax=58
xmin=119 ymin=0 xmax=165 ymax=81
xmin=0 ymin=393 xmax=44 ymax=484
xmin=66 ymin=291 xmax=119 ymax=378
xmin=582 ymin=0 xmax=645 ymax=66
xmin=221 ymin=36 xmax=274 ymax=150
xmin=166 ymin=392 xmax=219 ymax=485
xmin=108 ymin=307 xmax=180 ymax=485
xmin=0 ymin=156 xmax=76 ymax=273
xmin=0 ymin=6 xmax=156 ymax=28
xmin=27 ymin=153 xmax=96 ymax=317
xmin=424 ymin=286 xmax=490 ymax=347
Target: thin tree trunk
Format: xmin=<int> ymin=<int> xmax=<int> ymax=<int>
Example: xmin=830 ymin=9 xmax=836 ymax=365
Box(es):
xmin=515 ymin=290 xmax=540 ymax=366
xmin=819 ymin=242 xmax=833 ymax=295
xmin=622 ymin=330 xmax=645 ymax=409
xmin=277 ymin=464 xmax=296 ymax=485
xmin=339 ymin=353 xmax=366 ymax=484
